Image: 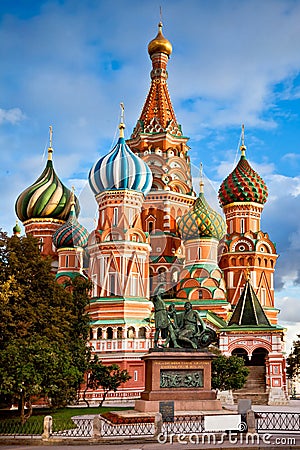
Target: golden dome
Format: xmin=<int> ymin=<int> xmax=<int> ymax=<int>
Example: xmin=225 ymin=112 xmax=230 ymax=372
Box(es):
xmin=148 ymin=22 xmax=172 ymax=57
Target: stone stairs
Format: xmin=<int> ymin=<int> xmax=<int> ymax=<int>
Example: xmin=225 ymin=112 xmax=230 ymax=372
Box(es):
xmin=233 ymin=365 xmax=269 ymax=405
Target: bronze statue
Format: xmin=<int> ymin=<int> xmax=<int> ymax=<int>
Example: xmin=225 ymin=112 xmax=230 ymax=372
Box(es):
xmin=151 ymin=292 xmax=180 ymax=348
xmin=152 ymin=292 xmax=217 ymax=349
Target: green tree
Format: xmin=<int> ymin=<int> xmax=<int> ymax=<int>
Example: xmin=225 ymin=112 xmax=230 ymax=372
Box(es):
xmin=287 ymin=334 xmax=300 ymax=382
xmin=86 ymin=356 xmax=131 ymax=407
xmin=212 ymin=354 xmax=249 ymax=391
xmin=0 ymin=231 xmax=91 ymax=422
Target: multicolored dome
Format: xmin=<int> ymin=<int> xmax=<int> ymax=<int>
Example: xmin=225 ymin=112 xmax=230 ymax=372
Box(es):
xmin=89 ymin=122 xmax=153 ymax=196
xmin=178 ymin=180 xmax=226 ymax=241
xmin=52 ymin=197 xmax=89 ymax=249
xmin=15 ymin=129 xmax=80 ymax=222
xmin=148 ymin=22 xmax=172 ymax=57
xmin=218 ymin=130 xmax=268 ymax=207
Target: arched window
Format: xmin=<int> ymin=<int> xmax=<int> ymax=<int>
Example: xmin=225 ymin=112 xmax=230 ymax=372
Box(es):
xmin=127 ymin=326 xmax=135 ymax=338
xmin=138 ymin=327 xmax=146 ymax=338
xmin=198 ymin=247 xmax=201 ymax=260
xmin=117 ymin=327 xmax=123 ymax=339
xmin=240 ymin=218 xmax=245 ymax=234
xmin=148 ymin=221 xmax=154 ymax=234
xmin=97 ymin=327 xmax=103 ymax=339
xmin=113 ymin=207 xmax=118 ymax=227
xmin=106 ymin=327 xmax=113 ymax=339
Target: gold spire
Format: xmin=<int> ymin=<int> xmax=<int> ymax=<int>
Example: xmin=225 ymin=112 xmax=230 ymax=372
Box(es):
xmin=240 ymin=124 xmax=246 ymax=157
xmin=199 ymin=162 xmax=204 ymax=194
xmin=48 ymin=125 xmax=53 ymax=161
xmin=119 ymin=102 xmax=125 ymax=138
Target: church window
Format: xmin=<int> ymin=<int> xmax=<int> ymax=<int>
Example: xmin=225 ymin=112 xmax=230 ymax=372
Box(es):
xmin=117 ymin=327 xmax=122 ymax=339
xmin=113 ymin=207 xmax=118 ymax=226
xmin=134 ymin=370 xmax=138 ymax=381
xmin=109 ymin=273 xmax=116 ymax=295
xmin=138 ymin=327 xmax=146 ymax=338
xmin=148 ymin=221 xmax=154 ymax=234
xmin=106 ymin=327 xmax=113 ymax=339
xmin=101 ymin=209 xmax=105 ymax=226
xmin=65 ymin=255 xmax=69 ymax=267
xmin=198 ymin=247 xmax=201 ymax=260
xmin=97 ymin=328 xmax=103 ymax=339
xmin=240 ymin=218 xmax=245 ymax=234
xmin=127 ymin=326 xmax=135 ymax=338
xmin=198 ymin=290 xmax=203 ymax=299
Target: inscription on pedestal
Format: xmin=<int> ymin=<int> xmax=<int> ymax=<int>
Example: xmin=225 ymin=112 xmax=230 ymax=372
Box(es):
xmin=160 ymin=369 xmax=204 ymax=388
xmin=159 ymin=401 xmax=174 ymax=422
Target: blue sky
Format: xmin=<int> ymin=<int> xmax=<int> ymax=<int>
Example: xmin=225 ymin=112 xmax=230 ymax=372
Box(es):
xmin=0 ymin=0 xmax=299 ymax=352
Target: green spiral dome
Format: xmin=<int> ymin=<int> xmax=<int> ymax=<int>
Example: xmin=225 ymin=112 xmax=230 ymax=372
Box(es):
xmin=178 ymin=192 xmax=226 ymax=241
xmin=15 ymin=156 xmax=79 ymax=222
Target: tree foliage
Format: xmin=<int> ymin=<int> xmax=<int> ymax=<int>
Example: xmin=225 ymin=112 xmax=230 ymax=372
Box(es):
xmin=0 ymin=231 xmax=91 ymax=422
xmin=211 ymin=354 xmax=249 ymax=391
xmin=287 ymin=334 xmax=300 ymax=381
xmin=86 ymin=356 xmax=131 ymax=407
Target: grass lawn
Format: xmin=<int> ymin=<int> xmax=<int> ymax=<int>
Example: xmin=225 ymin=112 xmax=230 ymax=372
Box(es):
xmin=0 ymin=406 xmax=133 ymax=434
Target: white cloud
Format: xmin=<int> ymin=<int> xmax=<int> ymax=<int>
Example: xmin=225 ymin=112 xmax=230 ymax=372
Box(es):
xmin=0 ymin=107 xmax=25 ymax=124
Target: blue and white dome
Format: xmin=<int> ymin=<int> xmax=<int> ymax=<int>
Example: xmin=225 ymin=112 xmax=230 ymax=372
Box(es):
xmin=89 ymin=123 xmax=152 ymax=196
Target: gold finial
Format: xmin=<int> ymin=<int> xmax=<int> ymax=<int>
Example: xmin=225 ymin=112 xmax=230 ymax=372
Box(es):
xmin=119 ymin=102 xmax=125 ymax=138
xmin=199 ymin=162 xmax=204 ymax=194
xmin=48 ymin=125 xmax=53 ymax=161
xmin=240 ymin=124 xmax=246 ymax=157
xmin=70 ymin=186 xmax=76 ymax=206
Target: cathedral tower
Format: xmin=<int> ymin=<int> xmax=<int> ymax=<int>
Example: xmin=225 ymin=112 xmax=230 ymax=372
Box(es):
xmin=15 ymin=127 xmax=79 ymax=270
xmin=176 ymin=166 xmax=230 ymax=319
xmin=127 ymin=22 xmax=196 ymax=294
xmin=218 ymin=126 xmax=278 ymax=324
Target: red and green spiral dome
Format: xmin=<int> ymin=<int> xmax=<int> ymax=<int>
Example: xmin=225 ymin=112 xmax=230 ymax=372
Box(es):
xmin=218 ymin=153 xmax=268 ymax=207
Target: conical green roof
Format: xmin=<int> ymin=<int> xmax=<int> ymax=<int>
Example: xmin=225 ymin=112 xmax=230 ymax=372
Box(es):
xmin=228 ymin=280 xmax=271 ymax=327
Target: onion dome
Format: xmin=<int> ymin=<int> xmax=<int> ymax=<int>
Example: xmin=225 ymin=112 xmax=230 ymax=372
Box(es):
xmin=178 ymin=166 xmax=226 ymax=241
xmin=13 ymin=220 xmax=21 ymax=236
xmin=15 ymin=127 xmax=80 ymax=222
xmin=52 ymin=192 xmax=89 ymax=249
xmin=148 ymin=21 xmax=172 ymax=57
xmin=89 ymin=113 xmax=153 ymax=196
xmin=218 ymin=126 xmax=268 ymax=207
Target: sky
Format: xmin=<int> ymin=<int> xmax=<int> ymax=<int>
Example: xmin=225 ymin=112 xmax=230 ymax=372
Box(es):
xmin=0 ymin=0 xmax=299 ymax=353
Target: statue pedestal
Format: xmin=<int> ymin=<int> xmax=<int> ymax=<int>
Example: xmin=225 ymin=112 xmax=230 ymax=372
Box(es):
xmin=135 ymin=348 xmax=222 ymax=413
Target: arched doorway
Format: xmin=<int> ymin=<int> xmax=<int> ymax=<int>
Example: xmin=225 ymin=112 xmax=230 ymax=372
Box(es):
xmin=232 ymin=348 xmax=249 ymax=365
xmin=251 ymin=347 xmax=268 ymax=366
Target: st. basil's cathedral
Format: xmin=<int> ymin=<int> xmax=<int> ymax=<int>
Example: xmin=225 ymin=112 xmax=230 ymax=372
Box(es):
xmin=14 ymin=22 xmax=288 ymax=405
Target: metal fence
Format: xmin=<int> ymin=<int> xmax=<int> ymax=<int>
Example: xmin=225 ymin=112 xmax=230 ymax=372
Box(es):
xmin=163 ymin=414 xmax=204 ymax=434
xmin=51 ymin=417 xmax=93 ymax=438
xmin=256 ymin=412 xmax=300 ymax=433
xmin=0 ymin=419 xmax=43 ymax=436
xmin=99 ymin=416 xmax=155 ymax=438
